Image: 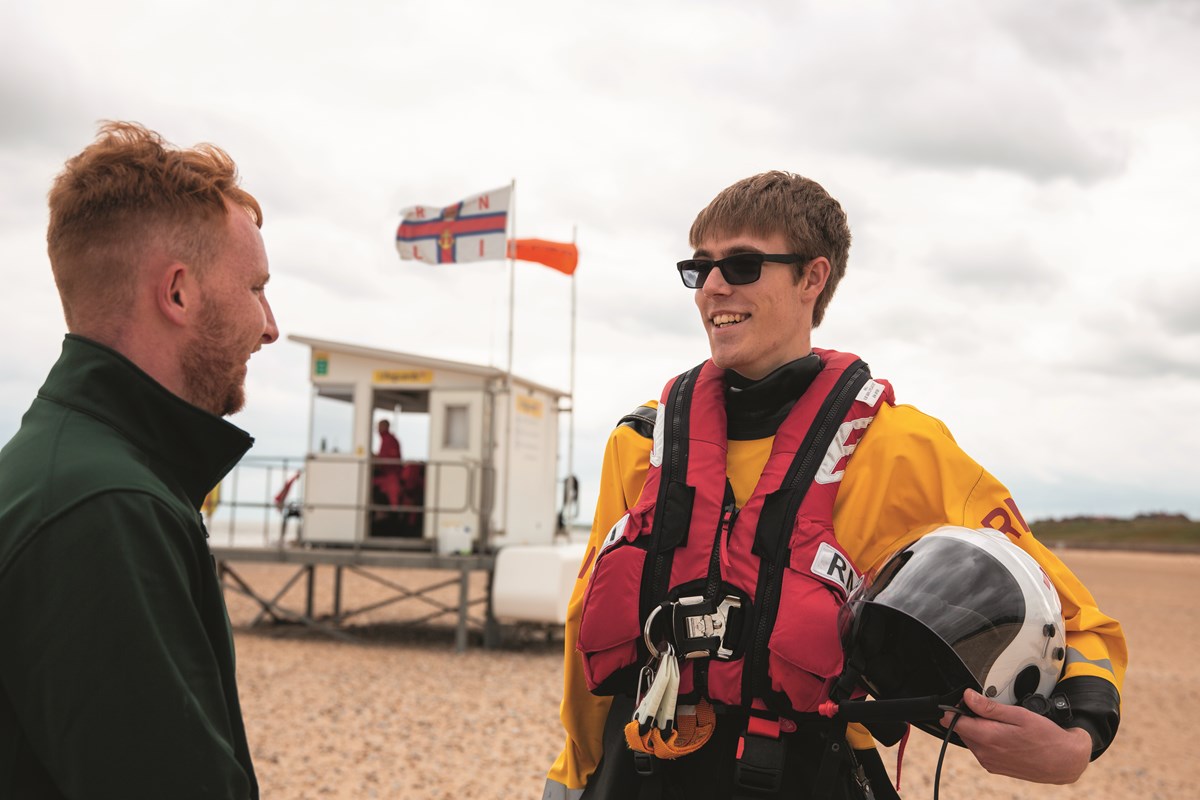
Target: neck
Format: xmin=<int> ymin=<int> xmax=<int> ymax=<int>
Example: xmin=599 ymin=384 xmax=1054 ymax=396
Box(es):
xmin=97 ymin=325 xmax=190 ymax=404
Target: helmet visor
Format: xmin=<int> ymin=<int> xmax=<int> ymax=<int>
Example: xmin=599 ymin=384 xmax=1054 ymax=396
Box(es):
xmin=847 ymin=536 xmax=1028 ymax=698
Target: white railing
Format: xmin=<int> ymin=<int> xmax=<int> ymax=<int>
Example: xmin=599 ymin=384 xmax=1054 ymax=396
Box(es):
xmin=203 ymin=455 xmax=479 ymax=549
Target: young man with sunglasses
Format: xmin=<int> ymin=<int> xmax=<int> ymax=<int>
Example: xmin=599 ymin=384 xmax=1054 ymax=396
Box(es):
xmin=543 ymin=172 xmax=1125 ymax=799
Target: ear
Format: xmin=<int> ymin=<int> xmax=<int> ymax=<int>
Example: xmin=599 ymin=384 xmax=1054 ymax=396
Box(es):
xmin=158 ymin=262 xmax=195 ymax=328
xmin=800 ymin=257 xmax=831 ymax=302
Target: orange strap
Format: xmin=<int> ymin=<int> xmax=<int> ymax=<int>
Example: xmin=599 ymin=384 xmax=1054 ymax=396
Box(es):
xmin=624 ymin=700 xmax=716 ymax=759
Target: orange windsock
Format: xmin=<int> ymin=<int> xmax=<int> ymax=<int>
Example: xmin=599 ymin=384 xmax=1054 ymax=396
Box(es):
xmin=510 ymin=238 xmax=579 ymax=275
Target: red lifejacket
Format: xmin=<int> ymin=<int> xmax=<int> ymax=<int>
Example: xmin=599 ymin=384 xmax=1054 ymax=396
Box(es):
xmin=577 ymin=350 xmax=894 ymax=716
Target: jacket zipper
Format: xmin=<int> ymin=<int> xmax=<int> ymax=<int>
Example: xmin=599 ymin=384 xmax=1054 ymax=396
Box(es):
xmin=744 ymin=366 xmax=865 ymax=701
xmin=706 ymin=482 xmax=737 ymax=599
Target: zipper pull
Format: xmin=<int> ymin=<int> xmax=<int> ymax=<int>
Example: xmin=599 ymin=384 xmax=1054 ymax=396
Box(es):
xmin=719 ymin=499 xmax=737 ymax=572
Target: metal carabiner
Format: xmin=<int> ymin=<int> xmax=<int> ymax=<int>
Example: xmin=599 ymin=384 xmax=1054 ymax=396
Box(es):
xmin=643 ymin=602 xmax=668 ymax=659
xmin=634 ymin=661 xmax=657 ymax=713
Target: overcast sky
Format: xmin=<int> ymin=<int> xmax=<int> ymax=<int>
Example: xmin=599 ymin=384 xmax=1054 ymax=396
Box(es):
xmin=3 ymin=0 xmax=1198 ymax=523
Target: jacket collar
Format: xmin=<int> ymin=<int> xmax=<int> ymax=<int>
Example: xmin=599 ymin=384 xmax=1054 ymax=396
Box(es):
xmin=38 ymin=334 xmax=254 ymax=507
xmin=724 ymin=353 xmax=822 ymax=440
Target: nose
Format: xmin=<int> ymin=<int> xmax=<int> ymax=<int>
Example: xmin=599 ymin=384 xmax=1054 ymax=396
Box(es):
xmin=260 ymin=294 xmax=279 ymax=345
xmin=701 ymin=265 xmax=733 ymax=296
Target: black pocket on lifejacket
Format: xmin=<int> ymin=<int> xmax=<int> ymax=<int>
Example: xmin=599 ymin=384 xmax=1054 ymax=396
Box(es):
xmin=577 ymin=539 xmax=646 ymax=693
xmin=766 ymin=521 xmax=849 ymax=712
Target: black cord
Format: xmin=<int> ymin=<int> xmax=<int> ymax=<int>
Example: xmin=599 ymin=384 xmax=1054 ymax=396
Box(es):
xmin=933 ymin=705 xmax=964 ymax=800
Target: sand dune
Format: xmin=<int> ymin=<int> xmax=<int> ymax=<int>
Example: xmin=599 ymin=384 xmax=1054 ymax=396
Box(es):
xmin=223 ymin=548 xmax=1198 ymax=798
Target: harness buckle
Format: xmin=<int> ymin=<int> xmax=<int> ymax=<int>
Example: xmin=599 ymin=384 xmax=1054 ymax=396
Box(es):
xmin=734 ymin=732 xmax=785 ymax=793
xmin=632 ymin=750 xmax=656 ymax=777
xmin=644 ymin=594 xmax=743 ymax=660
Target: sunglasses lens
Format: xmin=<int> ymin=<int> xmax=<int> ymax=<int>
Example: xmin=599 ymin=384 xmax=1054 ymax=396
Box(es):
xmin=678 ymin=254 xmax=779 ymax=287
xmin=720 ymin=254 xmax=763 ymax=285
xmin=678 ymin=260 xmax=711 ymax=288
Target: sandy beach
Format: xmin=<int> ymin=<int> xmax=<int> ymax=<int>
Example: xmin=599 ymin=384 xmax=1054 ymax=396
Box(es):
xmin=223 ymin=548 xmax=1199 ymax=799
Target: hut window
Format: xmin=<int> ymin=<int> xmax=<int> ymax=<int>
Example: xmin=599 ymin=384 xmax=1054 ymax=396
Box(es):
xmin=444 ymin=405 xmax=469 ymax=449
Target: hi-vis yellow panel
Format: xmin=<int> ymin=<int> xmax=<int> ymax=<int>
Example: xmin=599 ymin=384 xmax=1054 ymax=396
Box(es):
xmin=201 ymin=483 xmax=220 ymax=517
xmin=373 ymin=369 xmax=434 ymax=385
xmin=516 ymin=395 xmax=544 ymax=418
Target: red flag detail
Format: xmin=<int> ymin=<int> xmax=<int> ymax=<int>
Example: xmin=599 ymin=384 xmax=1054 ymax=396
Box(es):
xmin=510 ymin=238 xmax=579 ymax=275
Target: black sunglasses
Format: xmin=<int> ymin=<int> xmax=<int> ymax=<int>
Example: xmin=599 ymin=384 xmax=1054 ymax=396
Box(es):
xmin=676 ymin=253 xmax=809 ymax=289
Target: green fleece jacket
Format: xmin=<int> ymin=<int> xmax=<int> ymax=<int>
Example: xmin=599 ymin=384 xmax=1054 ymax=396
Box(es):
xmin=0 ymin=335 xmax=258 ymax=799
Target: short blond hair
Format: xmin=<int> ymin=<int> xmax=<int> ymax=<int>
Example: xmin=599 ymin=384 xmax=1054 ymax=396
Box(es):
xmin=689 ymin=171 xmax=850 ymax=327
xmin=46 ymin=121 xmax=261 ymax=335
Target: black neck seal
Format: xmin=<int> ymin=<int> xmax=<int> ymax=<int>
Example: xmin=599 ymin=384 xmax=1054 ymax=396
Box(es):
xmin=724 ymin=353 xmax=821 ymax=441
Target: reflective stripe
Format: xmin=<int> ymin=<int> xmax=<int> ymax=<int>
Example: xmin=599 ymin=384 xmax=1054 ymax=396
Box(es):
xmin=542 ymin=779 xmax=583 ymax=800
xmin=1065 ymin=646 xmax=1114 ymax=675
xmin=650 ymin=400 xmax=664 ymax=467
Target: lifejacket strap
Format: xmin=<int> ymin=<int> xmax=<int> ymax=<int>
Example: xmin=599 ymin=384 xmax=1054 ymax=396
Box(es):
xmin=750 ymin=489 xmax=795 ymax=562
xmin=745 ymin=363 xmax=872 ymax=704
xmin=812 ymin=720 xmax=851 ymax=800
xmin=733 ymin=731 xmax=786 ymax=796
xmin=658 ymin=481 xmax=695 ymax=551
xmin=641 ymin=362 xmax=704 ymax=622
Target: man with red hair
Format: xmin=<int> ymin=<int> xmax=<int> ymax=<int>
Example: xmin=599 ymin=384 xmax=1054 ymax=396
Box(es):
xmin=0 ymin=122 xmax=277 ymax=798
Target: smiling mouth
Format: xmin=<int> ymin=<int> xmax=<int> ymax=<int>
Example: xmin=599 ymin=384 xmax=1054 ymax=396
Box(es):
xmin=712 ymin=313 xmax=748 ymax=328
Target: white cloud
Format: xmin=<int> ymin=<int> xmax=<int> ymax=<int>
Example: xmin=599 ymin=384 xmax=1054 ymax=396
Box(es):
xmin=3 ymin=0 xmax=1200 ymax=522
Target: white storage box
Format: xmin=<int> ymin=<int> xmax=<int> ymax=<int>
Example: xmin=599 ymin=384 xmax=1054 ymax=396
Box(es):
xmin=437 ymin=523 xmax=475 ymax=556
xmin=491 ymin=543 xmax=587 ymax=625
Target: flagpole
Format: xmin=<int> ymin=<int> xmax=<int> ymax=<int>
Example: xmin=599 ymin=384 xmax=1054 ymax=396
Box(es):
xmin=506 ymin=178 xmax=517 ymax=385
xmin=567 ymin=225 xmax=577 ymax=521
xmin=502 ymin=178 xmax=516 ymax=539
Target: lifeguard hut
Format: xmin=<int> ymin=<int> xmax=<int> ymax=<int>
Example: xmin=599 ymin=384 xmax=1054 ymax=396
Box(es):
xmin=291 ymin=334 xmax=566 ymax=553
xmin=210 ymin=335 xmax=584 ymax=650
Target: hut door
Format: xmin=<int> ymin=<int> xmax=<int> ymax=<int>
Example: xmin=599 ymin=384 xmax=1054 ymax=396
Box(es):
xmin=425 ymin=390 xmax=484 ymax=549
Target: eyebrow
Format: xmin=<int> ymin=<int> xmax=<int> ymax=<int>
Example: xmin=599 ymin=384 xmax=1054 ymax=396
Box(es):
xmin=692 ymin=244 xmax=768 ymax=259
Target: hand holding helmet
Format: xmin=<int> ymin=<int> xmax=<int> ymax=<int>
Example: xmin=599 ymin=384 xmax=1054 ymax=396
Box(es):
xmin=840 ymin=524 xmax=1067 ymax=735
xmin=946 ymin=688 xmax=1093 ymax=784
xmin=837 ymin=525 xmax=1083 ymax=792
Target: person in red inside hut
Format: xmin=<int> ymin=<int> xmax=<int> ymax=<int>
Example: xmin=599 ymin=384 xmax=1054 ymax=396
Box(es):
xmin=372 ymin=419 xmax=404 ymax=522
xmin=543 ymin=171 xmax=1127 ymax=800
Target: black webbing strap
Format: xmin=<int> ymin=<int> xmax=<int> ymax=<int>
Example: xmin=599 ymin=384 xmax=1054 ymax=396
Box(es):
xmin=640 ymin=362 xmax=704 ymax=623
xmin=733 ymin=706 xmax=787 ymax=797
xmin=745 ymin=362 xmax=871 ymax=705
xmin=751 ymin=361 xmax=869 ymax=565
xmin=812 ymin=719 xmax=851 ymax=800
xmin=732 ymin=735 xmax=787 ymax=798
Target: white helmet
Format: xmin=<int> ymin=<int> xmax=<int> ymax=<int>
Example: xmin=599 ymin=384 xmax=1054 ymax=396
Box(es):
xmin=840 ymin=525 xmax=1066 ymax=737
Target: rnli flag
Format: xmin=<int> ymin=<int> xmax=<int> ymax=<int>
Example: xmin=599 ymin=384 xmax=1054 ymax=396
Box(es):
xmin=395 ymin=185 xmax=512 ymax=264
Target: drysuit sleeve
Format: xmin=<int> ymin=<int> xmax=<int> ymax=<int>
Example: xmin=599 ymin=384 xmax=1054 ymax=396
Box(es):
xmin=835 ymin=402 xmax=1127 ymax=759
xmin=544 ymin=404 xmax=657 ymax=799
xmin=1013 ymin=550 xmax=1124 ymax=758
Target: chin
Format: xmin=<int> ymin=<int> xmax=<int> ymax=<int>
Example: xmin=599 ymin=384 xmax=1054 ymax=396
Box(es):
xmin=216 ymin=378 xmax=247 ymax=417
xmin=707 ymin=345 xmax=741 ymax=371
xmin=224 ymin=390 xmax=246 ymax=417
